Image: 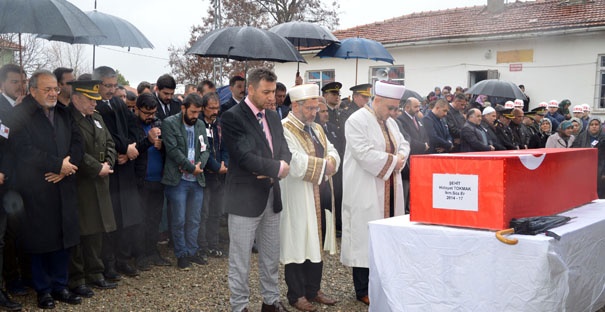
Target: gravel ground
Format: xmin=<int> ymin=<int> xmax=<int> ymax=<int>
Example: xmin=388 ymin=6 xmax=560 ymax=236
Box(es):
xmin=10 ymin=233 xmax=368 ymax=312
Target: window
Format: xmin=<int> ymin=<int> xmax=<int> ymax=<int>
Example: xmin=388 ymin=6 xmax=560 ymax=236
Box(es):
xmin=306 ymin=70 xmax=335 ymax=91
xmin=599 ymin=55 xmax=605 ymax=109
xmin=370 ymin=65 xmax=405 ymax=86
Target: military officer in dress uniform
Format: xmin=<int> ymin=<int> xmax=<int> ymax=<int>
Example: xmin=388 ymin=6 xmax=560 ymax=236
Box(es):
xmin=321 ymin=82 xmax=343 ymax=130
xmin=339 ymin=83 xmax=372 ymax=127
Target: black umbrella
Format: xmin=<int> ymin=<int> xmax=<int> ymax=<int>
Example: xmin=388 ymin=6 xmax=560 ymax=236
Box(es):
xmin=269 ymin=21 xmax=338 ymax=74
xmin=496 ymin=215 xmax=572 ymax=245
xmin=186 ymin=26 xmax=305 ymax=63
xmin=466 ymin=79 xmax=527 ymax=101
xmin=0 ymin=0 xmax=103 ymax=71
xmin=401 ymin=89 xmax=423 ymax=102
xmin=38 ymin=10 xmax=154 ymax=68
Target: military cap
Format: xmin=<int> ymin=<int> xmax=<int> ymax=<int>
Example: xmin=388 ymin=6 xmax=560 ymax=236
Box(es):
xmin=494 ymin=104 xmax=512 ymax=114
xmin=68 ymin=79 xmax=102 ymax=100
xmin=349 ymin=83 xmax=372 ymax=97
xmin=531 ymin=106 xmax=547 ymax=116
xmin=321 ymin=81 xmax=342 ymax=94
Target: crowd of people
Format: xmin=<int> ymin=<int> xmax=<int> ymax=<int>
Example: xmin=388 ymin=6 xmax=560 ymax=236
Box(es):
xmin=0 ymin=61 xmax=602 ymax=312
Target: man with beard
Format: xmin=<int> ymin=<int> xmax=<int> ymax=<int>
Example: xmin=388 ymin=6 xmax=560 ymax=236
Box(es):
xmin=132 ymin=93 xmax=171 ymax=268
xmin=509 ymin=108 xmax=530 ymax=149
xmin=93 ymin=66 xmax=142 ymax=280
xmin=66 ymin=79 xmax=118 ymax=299
xmin=53 ymin=67 xmax=74 ymax=107
xmin=0 ymin=64 xmax=26 ymax=109
xmin=161 ymin=93 xmax=209 ymax=270
xmin=280 ymin=84 xmax=339 ymax=311
xmin=220 ymin=76 xmax=246 ymax=115
xmin=9 ymin=70 xmax=83 ymax=309
xmin=198 ymin=92 xmax=229 ymax=260
xmin=445 ymin=93 xmax=468 ymax=152
xmin=480 ymin=107 xmax=505 ymax=150
xmin=154 ymin=74 xmax=181 ymax=121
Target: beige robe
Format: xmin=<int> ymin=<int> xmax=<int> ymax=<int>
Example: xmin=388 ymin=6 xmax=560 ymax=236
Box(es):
xmin=340 ymin=106 xmax=410 ymax=268
xmin=279 ymin=113 xmax=340 ymax=264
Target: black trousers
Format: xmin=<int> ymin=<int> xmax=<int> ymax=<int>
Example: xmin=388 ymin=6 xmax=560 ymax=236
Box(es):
xmin=101 ymin=224 xmax=138 ymax=268
xmin=352 ymin=267 xmax=369 ymax=298
xmin=138 ymin=181 xmax=165 ymax=257
xmin=30 ymin=249 xmax=70 ymax=294
xmin=284 ymin=260 xmax=323 ymax=304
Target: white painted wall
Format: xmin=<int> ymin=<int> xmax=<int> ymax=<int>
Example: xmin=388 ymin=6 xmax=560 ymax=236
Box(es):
xmin=274 ymin=31 xmax=605 ymax=114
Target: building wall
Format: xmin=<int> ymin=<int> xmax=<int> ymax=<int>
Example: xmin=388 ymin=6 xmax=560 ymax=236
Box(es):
xmin=274 ymin=30 xmax=605 ymax=113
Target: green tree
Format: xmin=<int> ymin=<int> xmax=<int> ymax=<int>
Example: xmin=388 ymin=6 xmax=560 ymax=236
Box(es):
xmin=168 ymin=0 xmax=340 ymax=85
xmin=116 ymin=69 xmax=129 ymax=86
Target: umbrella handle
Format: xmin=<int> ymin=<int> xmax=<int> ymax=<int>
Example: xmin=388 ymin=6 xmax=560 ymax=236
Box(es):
xmin=495 ymin=228 xmax=518 ymax=245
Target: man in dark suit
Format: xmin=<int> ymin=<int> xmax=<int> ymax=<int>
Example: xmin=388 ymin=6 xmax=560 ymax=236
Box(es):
xmin=445 ymin=93 xmax=468 ymax=152
xmin=0 ymin=64 xmax=26 ymax=111
xmin=423 ymin=99 xmax=454 ymax=153
xmin=275 ymin=82 xmax=290 ymax=119
xmin=222 ymin=68 xmax=292 ymax=312
xmin=154 ymin=74 xmax=181 ymax=121
xmin=53 ymin=67 xmax=74 ymax=107
xmin=9 ymin=70 xmax=83 ymax=309
xmin=397 ymin=97 xmax=430 ymax=213
xmin=93 ymin=66 xmax=142 ymax=280
xmin=220 ymin=75 xmax=245 ymax=115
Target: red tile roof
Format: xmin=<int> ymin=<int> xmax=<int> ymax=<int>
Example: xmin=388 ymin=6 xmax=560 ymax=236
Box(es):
xmin=0 ymin=39 xmax=20 ymax=50
xmin=333 ymin=0 xmax=605 ymax=44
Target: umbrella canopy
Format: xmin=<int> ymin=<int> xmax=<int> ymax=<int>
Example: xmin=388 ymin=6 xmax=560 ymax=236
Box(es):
xmin=0 ymin=0 xmax=103 ymax=38
xmin=315 ymin=37 xmax=395 ymax=64
xmin=186 ymin=26 xmax=305 ymax=63
xmin=38 ymin=10 xmax=153 ymax=49
xmin=402 ymin=89 xmax=423 ymax=102
xmin=269 ymin=21 xmax=338 ymax=48
xmin=466 ymin=79 xmax=527 ymax=101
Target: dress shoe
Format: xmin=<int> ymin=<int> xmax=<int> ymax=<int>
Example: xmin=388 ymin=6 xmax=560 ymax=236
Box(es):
xmin=51 ymin=289 xmax=81 ymax=305
xmin=70 ymin=285 xmax=94 ymax=298
xmin=6 ymin=280 xmax=28 ymax=297
xmin=261 ymin=301 xmax=290 ymax=312
xmin=116 ymin=262 xmax=139 ymax=277
xmin=311 ymin=290 xmax=337 ymax=305
xmin=0 ymin=290 xmax=22 ymax=311
xmin=103 ymin=267 xmax=122 ymax=282
xmin=149 ymin=254 xmax=171 ymax=266
xmin=37 ymin=293 xmax=55 ymax=309
xmin=89 ymin=279 xmax=117 ymax=290
xmin=135 ymin=257 xmax=152 ymax=271
xmin=290 ymin=297 xmax=316 ymax=312
xmin=357 ymin=295 xmax=370 ymax=305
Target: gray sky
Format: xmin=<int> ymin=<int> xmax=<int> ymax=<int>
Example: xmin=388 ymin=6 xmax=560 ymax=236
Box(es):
xmin=66 ymin=0 xmax=492 ymax=86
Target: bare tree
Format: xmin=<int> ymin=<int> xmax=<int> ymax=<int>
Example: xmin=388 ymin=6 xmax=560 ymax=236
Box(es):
xmin=0 ymin=33 xmax=50 ymax=74
xmin=45 ymin=42 xmax=90 ymax=76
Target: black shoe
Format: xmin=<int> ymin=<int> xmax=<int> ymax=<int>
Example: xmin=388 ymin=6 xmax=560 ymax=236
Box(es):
xmin=116 ymin=262 xmax=139 ymax=277
xmin=0 ymin=290 xmax=21 ymax=311
xmin=177 ymin=257 xmax=190 ymax=270
xmin=51 ymin=289 xmax=81 ymax=305
xmin=70 ymin=285 xmax=94 ymax=298
xmin=37 ymin=293 xmax=55 ymax=309
xmin=6 ymin=280 xmax=27 ymax=297
xmin=88 ymin=279 xmax=117 ymax=290
xmin=135 ymin=257 xmax=152 ymax=271
xmin=103 ymin=266 xmax=122 ymax=282
xmin=149 ymin=254 xmax=171 ymax=266
xmin=188 ymin=252 xmax=208 ymax=266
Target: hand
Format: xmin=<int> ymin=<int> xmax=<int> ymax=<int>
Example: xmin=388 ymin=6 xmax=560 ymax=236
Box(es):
xmin=394 ymin=154 xmax=405 ymax=172
xmin=117 ymin=154 xmax=128 ymax=165
xmin=60 ymin=156 xmax=78 ymax=176
xmin=98 ymin=162 xmax=114 ymax=177
xmin=45 ymin=172 xmax=65 ymax=183
xmin=126 ymin=143 xmax=139 ymax=160
xmin=15 ymin=94 xmax=25 ymax=105
xmin=154 ymin=139 xmax=162 ymax=150
xmin=324 ymin=158 xmax=336 ymax=177
xmin=218 ymin=161 xmax=228 ymax=174
xmin=192 ymin=162 xmax=204 ymax=175
xmin=424 ymin=143 xmax=429 ymax=151
xmin=294 ymin=75 xmax=303 ymax=86
xmin=490 ymin=145 xmax=495 ymax=151
xmin=147 ymin=127 xmax=161 ymax=144
xmin=435 ymin=147 xmax=445 ymax=153
xmin=453 ymin=138 xmax=461 ymax=144
xmin=0 ymin=172 xmax=5 ymax=185
xmin=278 ymin=160 xmax=290 ymax=179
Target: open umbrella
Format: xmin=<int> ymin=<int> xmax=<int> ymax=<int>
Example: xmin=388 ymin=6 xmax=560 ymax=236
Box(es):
xmin=0 ymin=0 xmax=103 ymax=71
xmin=269 ymin=21 xmax=339 ymax=74
xmin=466 ymin=79 xmax=527 ymax=101
xmin=187 ymin=26 xmax=305 ymax=63
xmin=401 ymin=89 xmax=423 ymax=102
xmin=316 ymin=37 xmax=395 ymax=84
xmin=38 ymin=10 xmax=154 ymax=69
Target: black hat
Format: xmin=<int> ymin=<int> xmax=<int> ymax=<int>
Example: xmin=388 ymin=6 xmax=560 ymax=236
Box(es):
xmin=67 ymin=79 xmax=102 ymax=100
xmin=531 ymin=106 xmax=547 ymax=116
xmin=494 ymin=104 xmax=512 ymax=114
xmin=349 ymin=83 xmax=372 ymax=97
xmin=321 ymin=81 xmax=342 ymax=94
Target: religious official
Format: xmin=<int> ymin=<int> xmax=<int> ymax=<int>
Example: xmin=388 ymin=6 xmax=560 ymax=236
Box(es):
xmin=280 ymin=84 xmax=340 ymax=312
xmin=340 ymin=81 xmax=410 ymax=306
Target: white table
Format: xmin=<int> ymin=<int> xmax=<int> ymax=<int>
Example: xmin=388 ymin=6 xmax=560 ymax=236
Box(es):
xmin=368 ymin=200 xmax=605 ymax=312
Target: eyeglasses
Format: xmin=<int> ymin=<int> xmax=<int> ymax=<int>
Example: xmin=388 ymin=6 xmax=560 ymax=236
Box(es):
xmin=139 ymin=110 xmax=157 ymax=117
xmin=303 ymin=106 xmax=320 ymax=112
xmin=102 ymin=83 xmax=119 ymax=89
xmin=387 ymin=105 xmax=399 ymax=111
xmin=36 ymin=87 xmax=60 ymax=94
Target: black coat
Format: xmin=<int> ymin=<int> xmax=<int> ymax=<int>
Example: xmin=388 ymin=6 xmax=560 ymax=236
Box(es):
xmin=96 ymin=97 xmax=142 ymax=228
xmin=422 ymin=111 xmax=453 ymax=153
xmin=8 ymin=95 xmax=83 ymax=253
xmin=154 ymin=95 xmax=181 ymax=121
xmin=460 ymin=122 xmax=491 ymax=152
xmin=221 ymin=100 xmax=292 ymax=217
xmin=220 ymin=97 xmax=239 ymax=116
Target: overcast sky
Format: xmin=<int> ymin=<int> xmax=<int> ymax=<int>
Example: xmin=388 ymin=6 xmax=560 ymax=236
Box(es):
xmin=65 ymin=0 xmax=494 ymax=87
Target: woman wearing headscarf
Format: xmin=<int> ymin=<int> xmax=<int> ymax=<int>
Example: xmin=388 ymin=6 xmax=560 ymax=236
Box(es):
xmin=545 ymin=120 xmax=575 ymax=148
xmin=570 ymin=117 xmax=583 ymax=136
xmin=537 ymin=118 xmax=552 ymax=148
xmin=572 ymin=118 xmax=605 ymax=197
